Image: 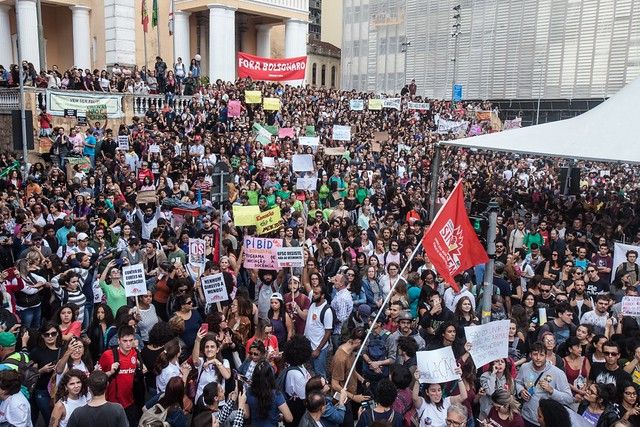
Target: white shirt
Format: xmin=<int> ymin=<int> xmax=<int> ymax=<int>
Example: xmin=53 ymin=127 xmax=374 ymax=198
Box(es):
xmin=304 ymin=301 xmax=333 ymax=350
xmin=418 ymin=396 xmax=450 ymax=427
xmin=0 ymin=392 xmax=32 ymax=427
xmin=195 ymin=358 xmax=231 ymax=400
xmin=285 ymin=366 xmax=311 ymax=399
xmin=156 ymin=361 xmax=181 ymax=393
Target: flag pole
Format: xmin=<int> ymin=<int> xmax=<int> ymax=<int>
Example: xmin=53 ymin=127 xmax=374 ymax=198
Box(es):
xmin=144 ymin=31 xmax=149 ymax=73
xmin=343 ymin=240 xmax=423 ymax=389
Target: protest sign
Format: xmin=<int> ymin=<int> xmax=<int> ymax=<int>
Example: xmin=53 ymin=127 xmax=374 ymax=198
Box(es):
xmin=437 ymin=118 xmax=469 ymax=135
xmin=324 ymin=147 xmax=346 ymax=156
xmin=453 ymin=84 xmax=463 ymax=101
xmin=612 ymin=243 xmax=640 ymax=283
xmin=232 ymin=205 xmax=261 ymax=226
xmin=299 ymin=136 xmax=320 ymax=147
xmin=137 ymin=190 xmax=156 ymax=204
xmin=243 ymin=237 xmax=283 ymax=269
xmin=296 ymin=177 xmax=317 ymax=191
xmin=292 ymin=154 xmax=314 ymax=172
xmin=122 ymin=264 xmax=147 ymax=297
xmin=276 ymin=247 xmax=305 ymax=268
xmin=416 ymin=347 xmax=460 ymax=384
xmin=332 ymin=125 xmax=351 ymax=141
xmin=65 ymin=157 xmax=91 ymax=181
xmin=263 ymin=97 xmax=281 ymax=111
xmin=350 ymin=99 xmax=364 ymax=111
xmin=149 ymin=144 xmax=161 ymax=154
xmin=262 ymin=157 xmax=276 ymax=168
xmin=373 ymin=131 xmax=389 ymax=142
xmin=463 ymin=320 xmax=510 ymax=367
xmin=86 ymin=104 xmax=107 ymax=120
xmin=256 ymin=207 xmax=282 ymax=235
xmin=368 ymin=99 xmax=383 ymax=110
xmin=407 ymin=102 xmax=430 ymax=111
xmin=476 ymin=111 xmax=492 ymax=121
xmin=228 ymin=100 xmax=241 ymax=117
xmin=383 ymin=98 xmax=401 ymax=110
xmin=188 ymin=238 xmax=206 ymax=265
xmin=201 ymin=273 xmax=229 ymax=304
xmin=117 ymin=135 xmax=129 ymax=150
xmin=245 ymin=90 xmax=262 ymax=104
xmin=504 ymin=117 xmax=522 ymax=130
xmin=371 ymin=142 xmax=381 ymax=152
xmin=305 ymin=125 xmax=316 ymax=136
xmin=622 ymin=296 xmax=640 ymax=316
xmin=469 ymin=124 xmax=483 ymax=136
xmin=264 ymin=125 xmax=278 ymax=135
xmin=253 ymin=123 xmax=273 ymax=145
xmin=278 ymin=127 xmax=295 ymax=139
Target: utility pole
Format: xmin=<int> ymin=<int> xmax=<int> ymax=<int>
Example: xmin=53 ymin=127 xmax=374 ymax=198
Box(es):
xmin=36 ymin=0 xmax=46 ymax=71
xmin=16 ymin=20 xmax=28 ymax=169
xmin=428 ymin=143 xmax=442 ymax=221
xmin=401 ymin=40 xmax=410 ymax=85
xmin=481 ymin=200 xmax=499 ymax=323
xmin=451 ymin=5 xmax=461 ymax=101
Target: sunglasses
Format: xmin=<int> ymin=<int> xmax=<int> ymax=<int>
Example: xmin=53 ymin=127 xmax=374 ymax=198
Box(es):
xmin=587 ymin=270 xmax=595 ymax=273
xmin=43 ymin=331 xmax=58 ymax=338
xmin=604 ymin=351 xmax=619 ymax=356
xmin=250 ymin=351 xmax=262 ymax=356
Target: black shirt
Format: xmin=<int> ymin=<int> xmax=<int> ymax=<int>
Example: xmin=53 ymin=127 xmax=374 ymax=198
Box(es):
xmin=29 ymin=346 xmax=61 ymax=390
xmin=67 ymin=402 xmax=128 ymax=427
xmin=589 ymin=364 xmax=631 ymax=388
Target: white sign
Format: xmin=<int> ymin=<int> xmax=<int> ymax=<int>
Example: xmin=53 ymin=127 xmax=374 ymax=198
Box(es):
xmin=117 ymin=135 xmax=129 ymax=151
xmin=349 ymin=99 xmax=364 ymax=111
xmin=47 ymin=89 xmax=125 ymax=118
xmin=416 ymin=347 xmax=460 ymax=384
xmin=201 ymin=273 xmax=229 ymax=304
xmin=276 ymin=247 xmax=305 ymax=268
xmin=189 ymin=238 xmax=206 ymax=265
xmin=299 ymin=136 xmax=320 ymax=147
xmin=612 ymin=242 xmax=640 ymax=283
xmin=122 ymin=263 xmax=147 ymax=297
xmin=262 ymin=157 xmax=276 ymax=168
xmin=408 ymin=102 xmax=430 ymax=111
xmin=437 ymin=118 xmax=469 ymax=135
xmin=149 ymin=144 xmax=161 ymax=154
xmin=622 ymin=296 xmax=640 ymax=316
xmin=296 ymin=177 xmax=317 ymax=191
xmin=463 ymin=320 xmax=510 ymax=367
xmin=332 ymin=125 xmax=351 ymax=141
xmin=382 ymin=98 xmax=401 ymax=110
xmin=292 ymin=154 xmax=314 ymax=172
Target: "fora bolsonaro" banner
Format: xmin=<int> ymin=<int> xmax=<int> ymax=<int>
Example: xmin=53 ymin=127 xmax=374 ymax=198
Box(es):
xmin=237 ymin=52 xmax=307 ymax=81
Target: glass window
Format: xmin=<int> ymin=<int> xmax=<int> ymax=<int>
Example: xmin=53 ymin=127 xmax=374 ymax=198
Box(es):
xmin=321 ymin=65 xmax=326 ymax=86
xmin=312 ymin=63 xmax=317 ymax=86
xmin=331 ymin=66 xmax=336 ymax=88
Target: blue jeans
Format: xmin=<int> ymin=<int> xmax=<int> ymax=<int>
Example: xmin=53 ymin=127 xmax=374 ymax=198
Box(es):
xmin=311 ymin=346 xmax=330 ymax=378
xmin=18 ymin=306 xmax=41 ymax=329
xmin=31 ymin=389 xmax=52 ymax=425
xmin=83 ymin=303 xmax=93 ymax=331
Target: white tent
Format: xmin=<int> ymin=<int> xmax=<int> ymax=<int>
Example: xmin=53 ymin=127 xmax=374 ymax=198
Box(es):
xmin=446 ymin=77 xmax=640 ymax=163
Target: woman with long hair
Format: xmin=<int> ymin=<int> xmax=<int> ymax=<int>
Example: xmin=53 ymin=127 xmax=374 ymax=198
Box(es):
xmin=49 ymin=369 xmax=90 ymax=427
xmin=98 ymin=259 xmax=127 ymax=316
xmin=454 ymin=296 xmax=479 ymax=328
xmin=191 ymin=329 xmax=232 ymax=401
xmin=578 ymin=383 xmax=614 ymax=425
xmin=141 ymin=321 xmax=175 ymax=395
xmin=29 ymin=321 xmax=63 ymax=425
xmin=411 ymin=366 xmax=467 ymax=427
xmin=267 ymin=293 xmax=293 ymax=350
xmin=483 ymin=388 xmax=525 ymax=427
xmin=284 ymin=276 xmax=310 ymax=336
xmin=227 ymin=295 xmax=253 ymax=345
xmin=172 ymin=293 xmax=203 ymax=353
xmin=143 ymin=376 xmax=188 ymax=427
xmin=136 ymin=291 xmax=159 ymax=344
xmin=53 ymin=336 xmax=93 ymax=380
xmin=55 ymin=304 xmax=82 ymax=342
xmin=245 ymin=318 xmax=280 ymax=359
xmin=563 ymin=336 xmax=591 ymax=400
xmin=247 ymin=360 xmax=293 ymax=426
xmin=479 ymin=358 xmax=515 ymax=419
xmin=154 ymin=338 xmax=190 ymax=394
xmin=87 ymin=303 xmax=114 ymax=361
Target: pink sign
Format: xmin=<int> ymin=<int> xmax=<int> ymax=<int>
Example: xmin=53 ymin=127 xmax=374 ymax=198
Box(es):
xmin=278 ymin=127 xmax=295 ymax=139
xmin=228 ymin=100 xmax=241 ymax=117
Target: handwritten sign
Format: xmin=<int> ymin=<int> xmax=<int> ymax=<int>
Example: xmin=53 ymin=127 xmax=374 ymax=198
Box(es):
xmin=243 ymin=237 xmax=283 ymax=269
xmin=228 ymin=100 xmax=241 ymax=117
xmin=149 ymin=144 xmax=161 ymax=153
xmin=256 ymin=207 xmax=282 ymax=235
xmin=278 ymin=127 xmax=295 ymax=139
xmin=296 ymin=177 xmax=317 ymax=191
xmin=368 ymin=99 xmax=383 ymax=110
xmin=373 ymin=131 xmax=388 ymax=142
xmin=188 ymin=238 xmax=206 ymax=265
xmin=382 ymin=98 xmax=401 ymax=110
xmin=622 ymin=296 xmax=640 ymax=316
xmin=299 ymin=136 xmax=320 ymax=147
xmin=122 ymin=263 xmax=147 ymax=297
xmin=324 ymin=147 xmax=346 ymax=156
xmin=137 ymin=190 xmax=156 ymax=204
xmin=463 ymin=320 xmax=510 ymax=367
xmin=232 ymin=205 xmax=261 ymax=226
xmin=262 ymin=157 xmax=276 ymax=168
xmin=292 ymin=154 xmax=314 ymax=172
xmin=332 ymin=125 xmax=351 ymax=141
xmin=276 ymin=247 xmax=305 ymax=268
xmin=349 ymin=99 xmax=364 ymax=111
xmin=416 ymin=347 xmax=460 ymax=384
xmin=253 ymin=123 xmax=273 ymax=145
xmin=201 ymin=273 xmax=229 ymax=304
xmin=117 ymin=135 xmax=129 ymax=151
xmin=245 ymin=90 xmax=262 ymax=104
xmin=263 ymin=97 xmax=281 ymax=111
xmin=408 ymin=102 xmax=430 ymax=111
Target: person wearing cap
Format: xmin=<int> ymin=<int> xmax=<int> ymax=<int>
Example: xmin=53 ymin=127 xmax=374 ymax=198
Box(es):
xmin=387 ymin=310 xmax=425 ymax=363
xmin=268 ymin=292 xmax=293 ymax=349
xmin=75 ymin=233 xmax=96 ymax=258
xmin=57 ymin=232 xmax=80 ymax=263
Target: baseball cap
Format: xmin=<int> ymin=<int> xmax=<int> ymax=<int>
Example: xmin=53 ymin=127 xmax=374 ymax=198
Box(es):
xmin=397 ymin=310 xmax=413 ymax=322
xmin=357 ymin=304 xmax=372 ymax=318
xmin=0 ymin=332 xmax=16 ymax=347
xmin=77 ymin=232 xmax=89 ymax=241
xmin=270 ymin=292 xmax=284 ymax=302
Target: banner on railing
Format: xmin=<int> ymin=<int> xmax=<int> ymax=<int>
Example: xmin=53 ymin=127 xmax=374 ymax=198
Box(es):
xmin=237 ymin=52 xmax=307 ymax=81
xmin=47 ymin=90 xmax=124 ymax=118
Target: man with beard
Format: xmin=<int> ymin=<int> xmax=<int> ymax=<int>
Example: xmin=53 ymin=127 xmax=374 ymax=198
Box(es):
xmin=387 ymin=311 xmax=426 ymax=363
xmin=304 ymin=283 xmax=333 ymax=378
xmin=135 ymin=202 xmax=161 ymax=240
xmin=249 ymin=269 xmax=279 ymax=320
xmin=569 ymin=279 xmax=592 ymax=325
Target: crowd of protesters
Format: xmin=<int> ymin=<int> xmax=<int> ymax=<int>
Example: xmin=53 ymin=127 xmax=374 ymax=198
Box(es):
xmin=0 ymin=70 xmax=637 ymax=427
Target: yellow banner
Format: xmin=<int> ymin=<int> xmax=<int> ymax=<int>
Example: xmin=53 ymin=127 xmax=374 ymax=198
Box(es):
xmin=245 ymin=91 xmax=262 ymax=104
xmin=263 ymin=97 xmax=281 ymax=111
xmin=256 ymin=207 xmax=282 ymax=235
xmin=232 ymin=205 xmax=261 ymax=226
xmin=368 ymin=99 xmax=383 ymax=110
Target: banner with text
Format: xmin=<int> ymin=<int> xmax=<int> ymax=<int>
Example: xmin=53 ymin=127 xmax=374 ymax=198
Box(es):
xmin=622 ymin=296 xmax=640 ymax=316
xmin=256 ymin=207 xmax=282 ymax=235
xmin=276 ymin=247 xmax=305 ymax=268
xmin=47 ymin=89 xmax=124 ymax=118
xmin=416 ymin=347 xmax=460 ymax=384
xmin=238 ymin=52 xmax=307 ymax=81
xmin=243 ymin=237 xmax=283 ymax=269
xmin=202 ymin=273 xmax=229 ymax=304
xmin=464 ymin=320 xmax=510 ymax=367
xmin=122 ymin=263 xmax=147 ymax=297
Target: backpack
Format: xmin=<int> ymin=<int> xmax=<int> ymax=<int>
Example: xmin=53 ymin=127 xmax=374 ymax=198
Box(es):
xmin=395 ymin=388 xmax=418 ymax=427
xmin=275 ymin=365 xmax=303 ymax=399
xmin=110 ymin=347 xmax=147 ymax=408
xmin=138 ymin=403 xmax=170 ymax=427
xmin=363 ymin=407 xmax=395 ymax=426
xmin=320 ymin=304 xmax=338 ymax=331
xmin=362 ymin=332 xmax=389 ymax=379
xmin=3 ymin=352 xmax=39 ymax=396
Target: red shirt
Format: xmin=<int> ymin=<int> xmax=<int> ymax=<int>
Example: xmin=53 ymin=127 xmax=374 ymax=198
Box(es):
xmin=99 ymin=347 xmax=138 ymax=408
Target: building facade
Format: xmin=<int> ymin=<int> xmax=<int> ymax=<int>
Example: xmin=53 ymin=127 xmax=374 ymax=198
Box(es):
xmin=342 ymin=0 xmax=640 ymax=100
xmin=306 ymin=39 xmax=340 ymax=88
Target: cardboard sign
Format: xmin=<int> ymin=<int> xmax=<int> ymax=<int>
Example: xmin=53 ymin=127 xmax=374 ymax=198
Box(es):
xmin=201 ymin=273 xmax=229 ymax=304
xmin=137 ymin=190 xmax=156 ymax=204
xmin=371 ymin=142 xmax=382 ymax=152
xmin=373 ymin=131 xmax=389 ymax=142
xmin=243 ymin=237 xmax=283 ymax=269
xmin=299 ymin=136 xmax=320 ymax=147
xmin=278 ymin=127 xmax=295 ymax=139
xmin=622 ymin=296 xmax=640 ymax=316
xmin=232 ymin=205 xmax=261 ymax=226
xmin=228 ymin=100 xmax=241 ymax=117
xmin=188 ymin=238 xmax=206 ymax=265
xmin=292 ymin=154 xmax=314 ymax=172
xmin=416 ymin=347 xmax=460 ymax=384
xmin=296 ymin=177 xmax=317 ymax=191
xmin=86 ymin=104 xmax=107 ymax=120
xmin=463 ymin=320 xmax=510 ymax=367
xmin=368 ymin=99 xmax=383 ymax=110
xmin=350 ymin=99 xmax=364 ymax=111
xmin=332 ymin=125 xmax=351 ymax=141
xmin=122 ymin=263 xmax=147 ymax=297
xmin=262 ymin=157 xmax=276 ymax=168
xmin=276 ymin=247 xmax=305 ymax=268
xmin=256 ymin=207 xmax=282 ymax=235
xmin=117 ymin=135 xmax=129 ymax=151
xmin=263 ymin=97 xmax=281 ymax=111
xmin=324 ymin=147 xmax=346 ymax=156
xmin=245 ymin=90 xmax=262 ymax=104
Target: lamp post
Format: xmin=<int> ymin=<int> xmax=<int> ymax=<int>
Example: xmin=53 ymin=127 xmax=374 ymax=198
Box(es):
xmin=401 ymin=40 xmax=410 ymax=85
xmin=451 ymin=5 xmax=461 ymax=101
xmin=536 ymin=60 xmax=545 ymax=125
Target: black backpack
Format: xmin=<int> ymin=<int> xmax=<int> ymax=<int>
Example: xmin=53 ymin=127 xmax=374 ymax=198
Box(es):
xmin=110 ymin=347 xmax=147 ymax=407
xmin=3 ymin=353 xmax=40 ymax=396
xmin=320 ymin=304 xmax=338 ymax=331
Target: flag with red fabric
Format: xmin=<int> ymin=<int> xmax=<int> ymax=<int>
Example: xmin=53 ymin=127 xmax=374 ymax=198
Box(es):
xmin=142 ymin=0 xmax=149 ymax=33
xmin=422 ymin=179 xmax=488 ymax=291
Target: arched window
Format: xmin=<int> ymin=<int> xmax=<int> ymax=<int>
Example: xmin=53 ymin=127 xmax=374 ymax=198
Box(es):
xmin=331 ymin=66 xmax=336 ymax=88
xmin=312 ymin=63 xmax=317 ymax=86
xmin=321 ymin=64 xmax=326 ymax=86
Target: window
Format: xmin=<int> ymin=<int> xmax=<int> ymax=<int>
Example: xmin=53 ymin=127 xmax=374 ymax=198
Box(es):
xmin=353 ymin=74 xmax=359 ymax=89
xmin=389 ymin=36 xmax=397 ymax=54
xmin=353 ymin=40 xmax=360 ymax=56
xmin=379 ymin=37 xmax=387 ymax=55
xmin=331 ymin=66 xmax=336 ymax=88
xmin=312 ymin=63 xmax=317 ymax=86
xmin=321 ymin=65 xmax=326 ymax=86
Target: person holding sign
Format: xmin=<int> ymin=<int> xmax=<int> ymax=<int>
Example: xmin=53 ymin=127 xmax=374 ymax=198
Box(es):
xmin=191 ymin=327 xmax=232 ymax=401
xmin=411 ymin=364 xmax=467 ymax=427
xmin=99 ymin=259 xmax=128 ymax=317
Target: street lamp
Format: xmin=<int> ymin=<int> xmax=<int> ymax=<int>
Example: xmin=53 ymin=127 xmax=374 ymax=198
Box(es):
xmin=536 ymin=60 xmax=545 ymax=125
xmin=401 ymin=40 xmax=411 ymax=85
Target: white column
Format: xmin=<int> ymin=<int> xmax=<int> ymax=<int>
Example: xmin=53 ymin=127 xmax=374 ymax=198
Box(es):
xmin=284 ymin=19 xmax=308 ymax=58
xmin=174 ymin=11 xmax=191 ymax=64
xmin=15 ymin=0 xmax=40 ymax=70
xmin=256 ymin=24 xmax=271 ymax=58
xmin=208 ymin=4 xmax=235 ymax=82
xmin=0 ymin=5 xmax=12 ymax=69
xmin=70 ymin=6 xmax=91 ymax=70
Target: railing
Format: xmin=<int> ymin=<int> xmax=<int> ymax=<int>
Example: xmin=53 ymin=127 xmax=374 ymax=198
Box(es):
xmin=131 ymin=94 xmax=193 ymax=116
xmin=0 ymin=90 xmax=20 ymax=111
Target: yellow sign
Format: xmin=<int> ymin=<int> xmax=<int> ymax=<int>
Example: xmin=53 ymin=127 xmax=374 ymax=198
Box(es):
xmin=263 ymin=97 xmax=281 ymax=111
xmin=368 ymin=99 xmax=383 ymax=110
xmin=256 ymin=207 xmax=282 ymax=235
xmin=232 ymin=205 xmax=261 ymax=226
xmin=245 ymin=91 xmax=262 ymax=104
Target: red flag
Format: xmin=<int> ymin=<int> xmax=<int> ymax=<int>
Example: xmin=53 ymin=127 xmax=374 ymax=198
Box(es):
xmin=142 ymin=0 xmax=149 ymax=33
xmin=422 ymin=180 xmax=488 ymax=291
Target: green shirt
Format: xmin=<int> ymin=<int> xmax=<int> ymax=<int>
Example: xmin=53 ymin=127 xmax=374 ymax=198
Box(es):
xmin=247 ymin=190 xmax=259 ymax=206
xmin=100 ymin=280 xmax=127 ymax=317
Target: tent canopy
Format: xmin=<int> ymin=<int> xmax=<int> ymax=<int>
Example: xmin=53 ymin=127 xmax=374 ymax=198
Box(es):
xmin=445 ymin=77 xmax=640 ymax=163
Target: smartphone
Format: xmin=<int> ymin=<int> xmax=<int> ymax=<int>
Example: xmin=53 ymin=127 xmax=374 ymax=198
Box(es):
xmin=332 ymin=391 xmax=341 ymax=401
xmin=199 ymin=323 xmax=209 ymax=334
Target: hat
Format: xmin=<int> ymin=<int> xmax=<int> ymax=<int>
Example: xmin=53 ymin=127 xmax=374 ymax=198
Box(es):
xmin=397 ymin=310 xmax=413 ymax=322
xmin=357 ymin=304 xmax=372 ymax=318
xmin=290 ymin=275 xmax=300 ymax=283
xmin=77 ymin=232 xmax=89 ymax=241
xmin=0 ymin=332 xmax=16 ymax=347
xmin=270 ymin=292 xmax=284 ymax=302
